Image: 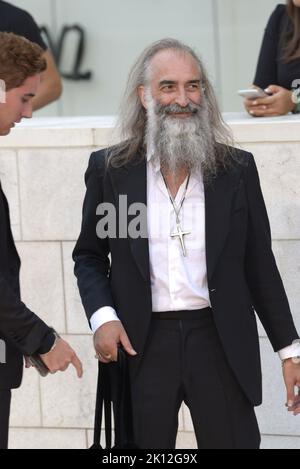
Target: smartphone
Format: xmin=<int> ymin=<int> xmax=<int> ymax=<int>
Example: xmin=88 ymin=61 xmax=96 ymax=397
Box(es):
xmin=27 ymin=354 xmax=50 ymax=377
xmin=238 ymin=88 xmax=271 ymax=100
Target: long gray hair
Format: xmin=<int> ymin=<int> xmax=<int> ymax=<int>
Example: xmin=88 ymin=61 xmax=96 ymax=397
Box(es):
xmin=108 ymin=38 xmax=233 ymax=169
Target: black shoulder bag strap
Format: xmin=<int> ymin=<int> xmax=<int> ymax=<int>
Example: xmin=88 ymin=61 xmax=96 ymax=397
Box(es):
xmin=90 ymin=361 xmax=112 ymax=449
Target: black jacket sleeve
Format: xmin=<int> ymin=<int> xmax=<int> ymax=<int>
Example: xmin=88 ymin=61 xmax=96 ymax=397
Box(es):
xmin=0 ymin=273 xmax=54 ymax=356
xmin=73 ymin=151 xmax=114 ymax=323
xmin=253 ymin=5 xmax=286 ymax=89
xmin=244 ymin=153 xmax=298 ymax=351
xmin=0 ymin=183 xmax=54 ymax=355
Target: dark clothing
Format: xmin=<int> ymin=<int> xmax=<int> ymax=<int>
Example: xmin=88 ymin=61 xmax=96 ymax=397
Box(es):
xmin=254 ymin=4 xmax=300 ymax=90
xmin=0 ymin=389 xmax=11 ymax=449
xmin=0 ymin=0 xmax=47 ymax=49
xmin=73 ymin=145 xmax=298 ymax=447
xmin=0 ymin=183 xmax=54 ymax=391
xmin=132 ymin=309 xmax=260 ymax=449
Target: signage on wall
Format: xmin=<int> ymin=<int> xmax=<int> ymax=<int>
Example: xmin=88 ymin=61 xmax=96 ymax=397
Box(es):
xmin=40 ymin=24 xmax=93 ymax=81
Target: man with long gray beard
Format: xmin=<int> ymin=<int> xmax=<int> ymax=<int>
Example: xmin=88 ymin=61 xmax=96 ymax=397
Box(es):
xmin=74 ymin=39 xmax=300 ymax=449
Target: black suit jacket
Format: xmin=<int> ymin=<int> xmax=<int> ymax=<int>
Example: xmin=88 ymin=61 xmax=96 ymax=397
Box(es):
xmin=73 ymin=146 xmax=298 ymax=406
xmin=0 ymin=183 xmax=53 ymax=389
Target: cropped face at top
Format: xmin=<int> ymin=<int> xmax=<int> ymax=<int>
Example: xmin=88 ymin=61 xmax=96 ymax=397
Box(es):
xmin=139 ymin=49 xmax=203 ymax=116
xmin=0 ymin=74 xmax=40 ymax=136
xmin=292 ymin=0 xmax=300 ymax=8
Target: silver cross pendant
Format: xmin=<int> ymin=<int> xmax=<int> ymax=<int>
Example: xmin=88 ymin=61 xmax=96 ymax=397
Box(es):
xmin=171 ymin=222 xmax=191 ymax=257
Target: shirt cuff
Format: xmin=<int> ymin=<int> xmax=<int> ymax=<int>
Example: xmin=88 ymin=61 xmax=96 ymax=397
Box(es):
xmin=278 ymin=342 xmax=300 ymax=361
xmin=90 ymin=306 xmax=120 ymax=334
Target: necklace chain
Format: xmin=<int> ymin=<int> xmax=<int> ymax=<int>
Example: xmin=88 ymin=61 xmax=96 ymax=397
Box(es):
xmin=160 ymin=171 xmax=191 ymax=257
xmin=160 ymin=171 xmax=190 ymax=223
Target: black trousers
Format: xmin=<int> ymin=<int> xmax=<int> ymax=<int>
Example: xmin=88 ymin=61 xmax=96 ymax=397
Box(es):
xmin=131 ymin=309 xmax=260 ymax=449
xmin=0 ymin=389 xmax=11 ymax=449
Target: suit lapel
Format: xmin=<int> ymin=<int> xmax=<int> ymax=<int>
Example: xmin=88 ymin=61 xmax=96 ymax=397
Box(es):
xmin=110 ymin=155 xmax=151 ymax=284
xmin=204 ymin=168 xmax=240 ymax=281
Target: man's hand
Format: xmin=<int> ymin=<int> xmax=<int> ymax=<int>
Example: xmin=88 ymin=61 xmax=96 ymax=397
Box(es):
xmin=94 ymin=320 xmax=137 ymax=363
xmin=244 ymin=85 xmax=294 ymax=117
xmin=283 ymin=359 xmax=300 ymax=415
xmin=40 ymin=338 xmax=83 ymax=378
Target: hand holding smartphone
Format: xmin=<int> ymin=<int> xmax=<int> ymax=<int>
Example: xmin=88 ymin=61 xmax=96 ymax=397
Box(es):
xmin=27 ymin=354 xmax=50 ymax=377
xmin=26 ymin=329 xmax=61 ymax=377
xmin=238 ymin=88 xmax=272 ymax=100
